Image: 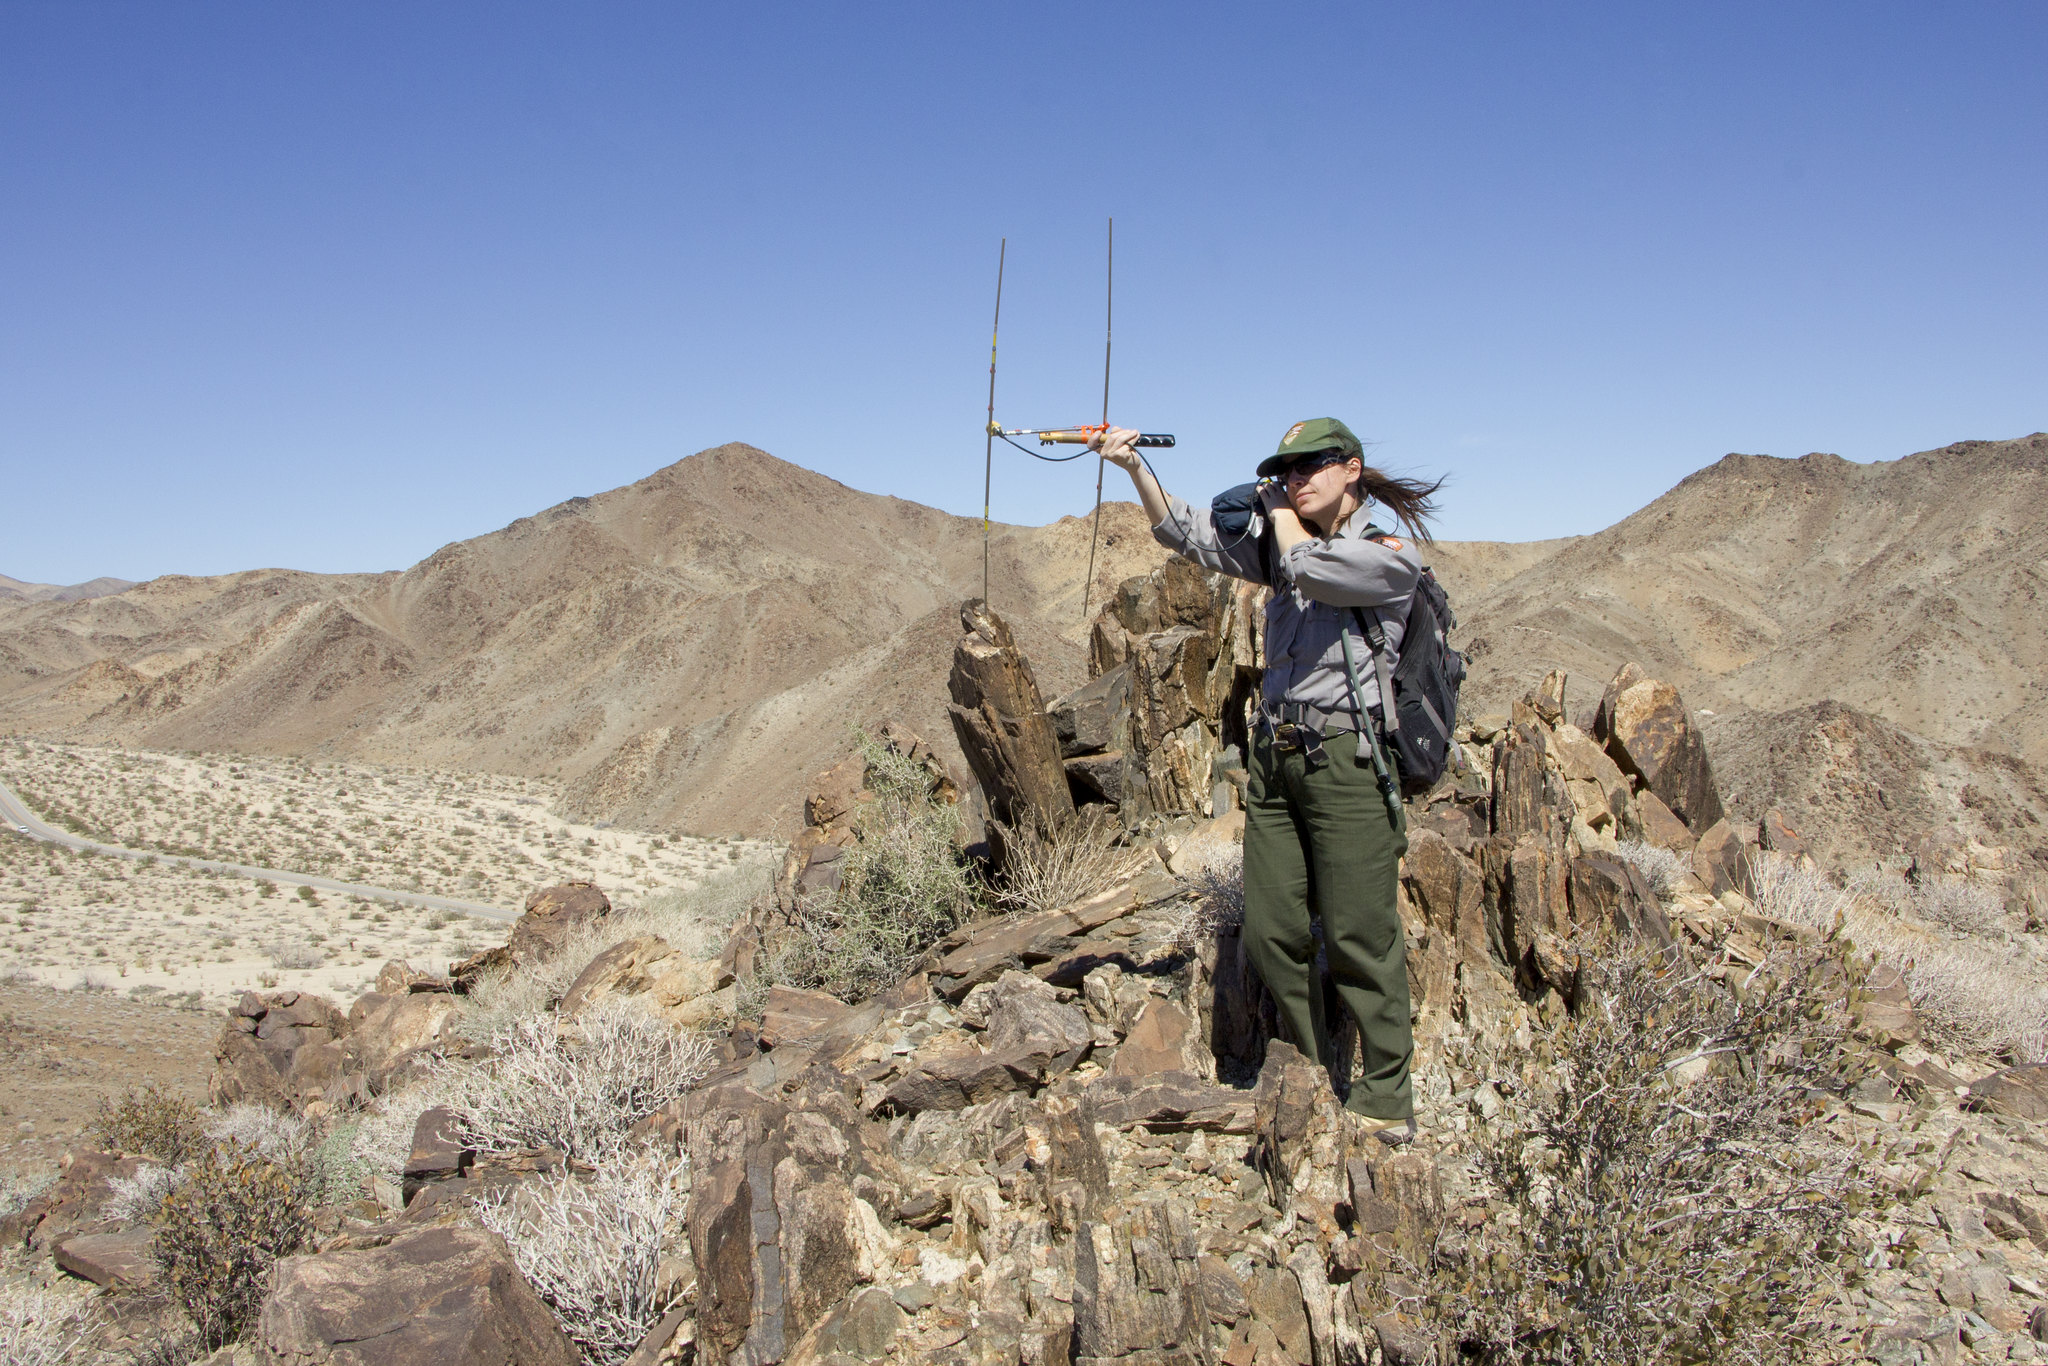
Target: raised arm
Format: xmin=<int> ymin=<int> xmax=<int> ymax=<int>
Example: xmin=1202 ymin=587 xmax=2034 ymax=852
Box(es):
xmin=1094 ymin=426 xmax=1272 ymax=585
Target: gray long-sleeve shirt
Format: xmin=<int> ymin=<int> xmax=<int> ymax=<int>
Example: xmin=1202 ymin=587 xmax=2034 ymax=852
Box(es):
xmin=1150 ymin=492 xmax=1420 ymax=720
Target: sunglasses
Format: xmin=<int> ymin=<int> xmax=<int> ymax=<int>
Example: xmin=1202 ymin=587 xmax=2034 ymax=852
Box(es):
xmin=1281 ymin=450 xmax=1352 ymax=482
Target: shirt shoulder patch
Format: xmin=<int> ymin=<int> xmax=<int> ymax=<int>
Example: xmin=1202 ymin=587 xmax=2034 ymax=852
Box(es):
xmin=1374 ymin=536 xmax=1405 ymax=552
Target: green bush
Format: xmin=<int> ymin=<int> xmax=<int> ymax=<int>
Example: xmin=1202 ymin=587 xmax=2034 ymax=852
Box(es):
xmin=1419 ymin=939 xmax=1879 ymax=1365
xmin=767 ymin=734 xmax=977 ymax=1002
xmin=89 ymin=1084 xmax=204 ymax=1163
xmin=154 ymin=1142 xmax=312 ymax=1349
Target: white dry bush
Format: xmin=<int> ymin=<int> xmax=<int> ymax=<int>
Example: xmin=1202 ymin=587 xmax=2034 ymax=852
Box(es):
xmin=994 ymin=807 xmax=1153 ymax=917
xmin=204 ymin=1102 xmax=363 ymax=1205
xmin=264 ymin=936 xmax=326 ymax=971
xmin=0 ymin=1173 xmax=52 ymax=1225
xmin=437 ymin=1000 xmax=714 ymax=1163
xmin=0 ymin=1279 xmax=100 ymax=1366
xmin=462 ymin=852 xmax=775 ymax=1039
xmin=474 ymin=1150 xmax=689 ymax=1365
xmin=1614 ymin=839 xmax=1688 ymax=899
xmin=1174 ymin=846 xmax=1246 ymax=951
xmin=1754 ymin=853 xmax=2048 ymax=1063
xmin=104 ymin=1162 xmax=183 ymax=1223
xmin=1852 ymin=869 xmax=2006 ymax=936
xmin=205 ymin=1103 xmax=319 ymax=1161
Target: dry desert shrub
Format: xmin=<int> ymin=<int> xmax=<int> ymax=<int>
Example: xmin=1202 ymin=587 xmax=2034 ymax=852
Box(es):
xmin=89 ymin=1083 xmax=204 ymax=1163
xmin=1757 ymin=854 xmax=2048 ymax=1062
xmin=474 ymin=1150 xmax=689 ymax=1365
xmin=262 ymin=935 xmax=325 ymax=970
xmin=0 ymin=1279 xmax=100 ymax=1366
xmin=0 ymin=1172 xmax=53 ymax=1224
xmin=434 ymin=1000 xmax=714 ymax=1163
xmin=1613 ymin=839 xmax=1688 ymax=899
xmin=768 ymin=737 xmax=978 ymax=1002
xmin=1174 ymin=846 xmax=1246 ymax=950
xmin=154 ymin=1141 xmax=313 ymax=1350
xmin=104 ymin=1161 xmax=184 ymax=1224
xmin=993 ymin=806 xmax=1153 ymax=917
xmin=1851 ymin=867 xmax=2005 ymax=936
xmin=1423 ymin=939 xmax=1875 ymax=1364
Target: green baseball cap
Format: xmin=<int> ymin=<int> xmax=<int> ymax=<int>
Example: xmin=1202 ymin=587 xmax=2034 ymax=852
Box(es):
xmin=1256 ymin=417 xmax=1363 ymax=478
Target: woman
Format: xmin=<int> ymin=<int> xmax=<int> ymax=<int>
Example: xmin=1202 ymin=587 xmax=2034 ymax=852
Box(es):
xmin=1093 ymin=417 xmax=1443 ymax=1144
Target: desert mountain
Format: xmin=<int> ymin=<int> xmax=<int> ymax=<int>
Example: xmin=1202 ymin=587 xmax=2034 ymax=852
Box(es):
xmin=1 ymin=434 xmax=2040 ymax=861
xmin=1433 ymin=433 xmax=2048 ymax=763
xmin=0 ymin=573 xmax=137 ymax=604
xmin=1426 ymin=432 xmax=2048 ymax=864
xmin=0 ymin=444 xmax=1172 ymax=833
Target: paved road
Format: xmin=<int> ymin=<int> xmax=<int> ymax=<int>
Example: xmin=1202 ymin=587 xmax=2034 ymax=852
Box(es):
xmin=0 ymin=774 xmax=519 ymax=923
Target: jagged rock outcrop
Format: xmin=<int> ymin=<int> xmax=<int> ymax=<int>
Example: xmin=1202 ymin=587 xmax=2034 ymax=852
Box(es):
xmin=1055 ymin=561 xmax=1262 ymax=828
xmin=948 ymin=600 xmax=1074 ymax=832
xmin=212 ymin=989 xmax=352 ymax=1111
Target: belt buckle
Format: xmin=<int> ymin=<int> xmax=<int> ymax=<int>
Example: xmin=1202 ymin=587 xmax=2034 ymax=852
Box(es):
xmin=1273 ymin=722 xmax=1304 ymax=752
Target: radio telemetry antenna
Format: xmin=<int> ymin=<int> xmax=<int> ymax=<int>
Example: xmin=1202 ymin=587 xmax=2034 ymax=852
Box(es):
xmin=980 ymin=221 xmax=1174 ymax=621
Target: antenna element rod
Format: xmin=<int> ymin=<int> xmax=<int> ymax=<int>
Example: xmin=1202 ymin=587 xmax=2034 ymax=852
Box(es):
xmin=1082 ymin=218 xmax=1112 ymax=624
xmin=983 ymin=239 xmax=1005 ymax=606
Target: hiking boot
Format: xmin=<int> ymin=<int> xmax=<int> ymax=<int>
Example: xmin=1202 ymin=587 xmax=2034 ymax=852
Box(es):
xmin=1353 ymin=1115 xmax=1416 ymax=1147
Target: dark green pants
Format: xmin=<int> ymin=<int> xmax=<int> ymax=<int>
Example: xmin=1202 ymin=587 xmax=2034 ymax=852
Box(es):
xmin=1243 ymin=729 xmax=1413 ymax=1120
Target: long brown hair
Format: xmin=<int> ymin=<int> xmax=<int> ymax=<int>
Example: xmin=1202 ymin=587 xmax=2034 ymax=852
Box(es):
xmin=1352 ymin=463 xmax=1444 ymax=543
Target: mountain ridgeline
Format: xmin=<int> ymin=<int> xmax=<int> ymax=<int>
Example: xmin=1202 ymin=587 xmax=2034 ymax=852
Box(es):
xmin=1 ymin=433 xmax=2041 ymax=864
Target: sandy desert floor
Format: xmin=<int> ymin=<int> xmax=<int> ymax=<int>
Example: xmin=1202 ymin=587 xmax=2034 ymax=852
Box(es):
xmin=0 ymin=740 xmax=775 ymax=1009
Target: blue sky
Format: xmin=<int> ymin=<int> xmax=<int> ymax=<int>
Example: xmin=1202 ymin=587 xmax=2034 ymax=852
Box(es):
xmin=3 ymin=3 xmax=2042 ymax=583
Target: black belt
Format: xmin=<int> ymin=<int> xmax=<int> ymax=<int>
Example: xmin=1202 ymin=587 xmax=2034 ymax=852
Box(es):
xmin=1256 ymin=701 xmax=1377 ymax=753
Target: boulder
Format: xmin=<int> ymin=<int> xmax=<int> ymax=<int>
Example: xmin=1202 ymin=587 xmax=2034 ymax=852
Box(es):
xmin=1567 ymin=854 xmax=1674 ymax=948
xmin=1085 ymin=1071 xmax=1259 ymax=1134
xmin=1690 ymin=819 xmax=1754 ymax=899
xmin=1107 ymin=999 xmax=1206 ymax=1078
xmin=1965 ymin=1065 xmax=2048 ymax=1121
xmin=400 ymin=1107 xmax=473 ymax=1203
xmin=508 ymin=881 xmax=611 ymax=964
xmin=805 ymin=754 xmax=868 ymax=829
xmin=343 ymin=992 xmax=464 ymax=1092
xmin=1599 ymin=669 xmax=1725 ymax=832
xmin=55 ymin=1227 xmax=157 ymax=1290
xmin=684 ymin=1079 xmax=891 ymax=1366
xmin=3 ymin=1149 xmax=146 ymax=1252
xmin=557 ymin=935 xmax=679 ymax=1016
xmin=1635 ymin=790 xmax=1696 ymax=851
xmin=1064 ymin=750 xmax=1131 ymax=806
xmin=1072 ymin=1200 xmax=1210 ymax=1360
xmin=1489 ymin=723 xmax=1553 ymax=839
xmin=1049 ymin=663 xmax=1133 ymax=759
xmin=759 ymin=986 xmax=852 ymax=1049
xmin=1759 ymin=808 xmax=1811 ymax=861
xmin=259 ymin=1226 xmax=579 ymax=1365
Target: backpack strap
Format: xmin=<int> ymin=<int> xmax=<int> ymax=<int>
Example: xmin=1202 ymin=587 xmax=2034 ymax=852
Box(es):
xmin=1350 ymin=606 xmax=1400 ymax=738
xmin=1337 ymin=615 xmax=1403 ymax=827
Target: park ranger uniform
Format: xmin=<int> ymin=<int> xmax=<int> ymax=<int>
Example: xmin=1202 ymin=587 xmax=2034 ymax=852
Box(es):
xmin=1149 ymin=422 xmax=1420 ymax=1124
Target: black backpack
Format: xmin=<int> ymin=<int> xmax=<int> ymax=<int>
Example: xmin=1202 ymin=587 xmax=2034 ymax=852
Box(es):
xmin=1349 ymin=553 xmax=1465 ymax=797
